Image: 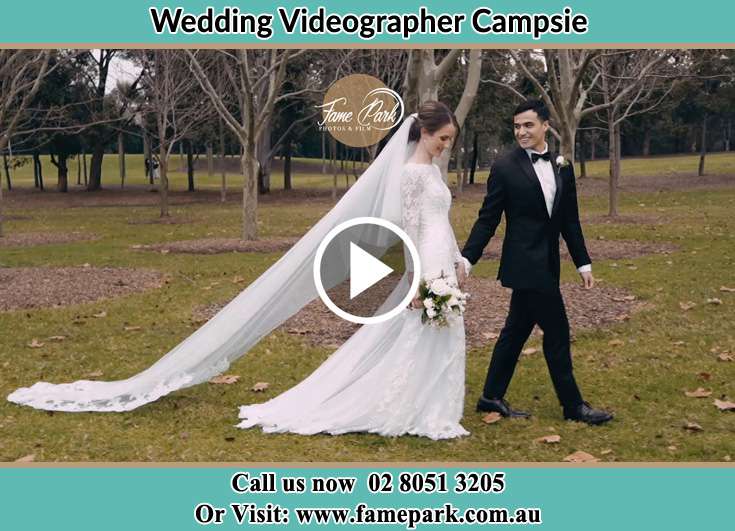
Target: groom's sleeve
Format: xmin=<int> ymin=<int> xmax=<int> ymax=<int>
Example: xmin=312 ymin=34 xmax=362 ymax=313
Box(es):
xmin=560 ymin=165 xmax=592 ymax=269
xmin=461 ymin=163 xmax=506 ymax=265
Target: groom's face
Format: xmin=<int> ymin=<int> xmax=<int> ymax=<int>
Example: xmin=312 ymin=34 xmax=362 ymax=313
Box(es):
xmin=513 ymin=110 xmax=549 ymax=152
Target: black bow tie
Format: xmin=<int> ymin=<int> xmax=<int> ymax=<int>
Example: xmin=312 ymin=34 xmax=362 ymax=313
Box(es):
xmin=531 ymin=151 xmax=551 ymax=163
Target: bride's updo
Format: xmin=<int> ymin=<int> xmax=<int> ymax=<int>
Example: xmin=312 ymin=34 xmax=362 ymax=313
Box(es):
xmin=408 ymin=101 xmax=460 ymax=143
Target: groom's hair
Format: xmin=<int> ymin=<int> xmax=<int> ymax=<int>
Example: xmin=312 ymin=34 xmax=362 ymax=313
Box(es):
xmin=513 ymin=99 xmax=550 ymax=122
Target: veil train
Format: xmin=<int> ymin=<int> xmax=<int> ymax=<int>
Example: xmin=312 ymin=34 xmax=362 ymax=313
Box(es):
xmin=7 ymin=116 xmax=417 ymax=412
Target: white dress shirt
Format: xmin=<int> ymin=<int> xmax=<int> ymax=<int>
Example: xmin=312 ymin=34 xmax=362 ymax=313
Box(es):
xmin=527 ymin=144 xmax=591 ymax=273
xmin=458 ymin=144 xmax=591 ymax=275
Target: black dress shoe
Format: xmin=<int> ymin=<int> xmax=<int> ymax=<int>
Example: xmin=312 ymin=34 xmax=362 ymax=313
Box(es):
xmin=476 ymin=396 xmax=531 ymax=418
xmin=563 ymin=401 xmax=613 ymax=425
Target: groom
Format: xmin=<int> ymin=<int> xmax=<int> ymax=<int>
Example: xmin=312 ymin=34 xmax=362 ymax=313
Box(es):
xmin=459 ymin=99 xmax=613 ymax=425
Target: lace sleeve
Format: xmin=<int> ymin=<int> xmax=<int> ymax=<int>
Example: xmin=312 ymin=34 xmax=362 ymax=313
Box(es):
xmin=400 ymin=166 xmax=424 ymax=272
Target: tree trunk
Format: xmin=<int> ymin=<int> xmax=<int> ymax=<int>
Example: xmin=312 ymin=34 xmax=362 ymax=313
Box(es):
xmin=283 ymin=135 xmax=292 ymax=190
xmin=179 ymin=141 xmax=184 ymax=169
xmin=87 ymin=143 xmax=105 ymax=191
xmin=159 ymin=144 xmax=170 ymax=218
xmin=186 ymin=138 xmax=195 ymax=191
xmin=726 ymin=118 xmax=732 ymax=152
xmin=33 ymin=151 xmax=40 ymax=188
xmin=698 ymin=114 xmax=707 ymax=176
xmin=607 ymin=117 xmax=620 ymax=218
xmin=3 ymin=154 xmax=11 ymax=191
xmin=118 ymin=131 xmax=126 ymax=188
xmin=219 ymin=120 xmax=227 ymax=203
xmin=469 ymin=132 xmax=478 ymax=184
xmin=642 ymin=129 xmax=652 ymax=156
xmin=590 ymin=132 xmax=597 ymax=160
xmin=559 ymin=123 xmax=576 ymax=163
xmin=257 ymin=120 xmax=272 ymax=194
xmin=56 ymin=154 xmax=69 ymax=193
xmin=34 ymin=152 xmax=44 ymax=190
xmin=239 ymin=139 xmax=259 ymax=240
xmin=143 ymin=133 xmax=152 ymax=184
xmin=82 ymin=148 xmax=88 ymax=186
xmin=206 ymin=142 xmax=214 ymax=177
xmin=578 ymin=136 xmax=587 ymax=179
xmin=76 ymin=151 xmax=81 ymax=185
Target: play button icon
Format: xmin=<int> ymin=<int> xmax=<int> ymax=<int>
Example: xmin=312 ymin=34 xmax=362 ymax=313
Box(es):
xmin=349 ymin=242 xmax=393 ymax=299
xmin=313 ymin=217 xmax=421 ymax=324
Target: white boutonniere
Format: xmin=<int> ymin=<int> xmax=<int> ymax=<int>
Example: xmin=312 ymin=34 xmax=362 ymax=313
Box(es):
xmin=556 ymin=155 xmax=570 ymax=167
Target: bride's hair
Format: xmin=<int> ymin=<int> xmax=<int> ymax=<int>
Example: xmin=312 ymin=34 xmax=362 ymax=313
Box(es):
xmin=408 ymin=101 xmax=460 ymax=143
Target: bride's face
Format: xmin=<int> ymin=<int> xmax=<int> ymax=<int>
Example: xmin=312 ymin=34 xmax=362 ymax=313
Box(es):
xmin=421 ymin=123 xmax=456 ymax=158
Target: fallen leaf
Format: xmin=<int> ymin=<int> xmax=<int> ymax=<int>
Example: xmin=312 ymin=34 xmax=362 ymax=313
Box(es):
xmin=232 ymin=276 xmax=246 ymax=284
xmin=713 ymin=399 xmax=735 ymax=411
xmin=563 ymin=451 xmax=599 ymax=463
xmin=600 ymin=449 xmax=614 ymax=455
xmin=209 ymin=375 xmax=240 ymax=385
xmin=535 ymin=434 xmax=561 ymax=444
xmin=679 ymin=301 xmax=696 ymax=311
xmin=251 ymin=382 xmax=269 ymax=392
xmin=27 ymin=339 xmax=45 ymax=348
xmin=698 ymin=372 xmax=712 ymax=381
xmin=724 ymin=455 xmax=732 ymax=462
xmin=719 ymin=286 xmax=735 ymax=293
xmin=522 ymin=347 xmax=538 ymax=356
xmin=717 ymin=353 xmax=734 ymax=362
xmin=683 ymin=422 xmax=704 ymax=432
xmin=672 ymin=341 xmax=686 ymax=346
xmin=224 ymin=436 xmax=235 ymax=442
xmin=482 ymin=332 xmax=499 ymax=340
xmin=481 ymin=412 xmax=502 ymax=424
xmin=608 ymin=339 xmax=624 ymax=347
xmin=706 ymin=298 xmax=723 ymax=305
xmin=47 ymin=335 xmax=66 ymax=341
xmin=667 ymin=445 xmax=677 ymax=451
xmin=14 ymin=454 xmax=35 ymax=463
xmin=92 ymin=311 xmax=107 ymax=318
xmin=123 ymin=326 xmax=141 ymax=332
xmin=160 ymin=249 xmax=170 ymax=254
xmin=85 ymin=370 xmax=103 ymax=378
xmin=684 ymin=388 xmax=712 ymax=398
xmin=81 ymin=263 xmax=91 ymax=268
xmin=612 ymin=295 xmax=636 ymax=302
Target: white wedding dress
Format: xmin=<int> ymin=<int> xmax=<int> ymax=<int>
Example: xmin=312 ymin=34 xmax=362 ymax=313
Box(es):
xmin=7 ymin=115 xmax=469 ymax=442
xmin=237 ymin=162 xmax=470 ymax=440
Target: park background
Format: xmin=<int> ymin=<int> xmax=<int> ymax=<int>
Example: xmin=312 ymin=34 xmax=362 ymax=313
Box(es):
xmin=1 ymin=49 xmax=734 ymax=462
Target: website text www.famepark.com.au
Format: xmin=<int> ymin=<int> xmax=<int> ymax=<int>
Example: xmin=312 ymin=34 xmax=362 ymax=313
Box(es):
xmin=294 ymin=502 xmax=542 ymax=527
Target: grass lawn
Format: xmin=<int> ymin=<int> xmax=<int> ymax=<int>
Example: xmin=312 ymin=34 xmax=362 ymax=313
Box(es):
xmin=1 ymin=153 xmax=734 ymax=462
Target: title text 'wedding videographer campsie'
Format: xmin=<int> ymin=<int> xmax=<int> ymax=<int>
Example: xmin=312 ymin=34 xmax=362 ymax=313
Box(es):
xmin=149 ymin=6 xmax=589 ymax=41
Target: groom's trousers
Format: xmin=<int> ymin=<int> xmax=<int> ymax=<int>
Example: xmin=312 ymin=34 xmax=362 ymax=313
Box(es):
xmin=482 ymin=288 xmax=584 ymax=408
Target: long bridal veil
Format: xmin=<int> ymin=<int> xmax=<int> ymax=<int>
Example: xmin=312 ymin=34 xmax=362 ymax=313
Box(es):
xmin=8 ymin=116 xmax=417 ymax=412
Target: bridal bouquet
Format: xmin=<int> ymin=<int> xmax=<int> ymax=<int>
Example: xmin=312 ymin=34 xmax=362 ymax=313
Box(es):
xmin=418 ymin=275 xmax=468 ymax=327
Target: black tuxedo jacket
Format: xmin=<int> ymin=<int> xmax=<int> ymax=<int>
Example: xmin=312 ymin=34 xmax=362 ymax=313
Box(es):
xmin=461 ymin=146 xmax=591 ymax=293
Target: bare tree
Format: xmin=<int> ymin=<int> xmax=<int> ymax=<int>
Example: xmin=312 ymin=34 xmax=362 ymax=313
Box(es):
xmin=0 ymin=50 xmax=51 ymax=237
xmin=188 ymin=49 xmax=302 ymax=240
xmin=592 ymin=50 xmax=677 ymax=216
xmin=402 ymin=49 xmax=482 ymax=178
xmin=488 ymin=50 xmax=668 ymax=162
xmin=135 ymin=50 xmax=212 ymax=217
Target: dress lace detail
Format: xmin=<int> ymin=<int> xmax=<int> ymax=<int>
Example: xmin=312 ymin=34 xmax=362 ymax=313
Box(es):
xmin=236 ymin=162 xmax=469 ymax=440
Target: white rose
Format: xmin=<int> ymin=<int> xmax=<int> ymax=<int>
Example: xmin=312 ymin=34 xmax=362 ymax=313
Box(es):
xmin=556 ymin=155 xmax=565 ymax=166
xmin=447 ymin=295 xmax=459 ymax=307
xmin=423 ymin=299 xmax=434 ymax=310
xmin=430 ymin=278 xmax=451 ymax=296
xmin=426 ymin=308 xmax=437 ymax=318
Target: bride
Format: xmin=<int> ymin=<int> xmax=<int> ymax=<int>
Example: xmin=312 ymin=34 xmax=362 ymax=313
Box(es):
xmin=8 ymin=101 xmax=471 ymax=440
